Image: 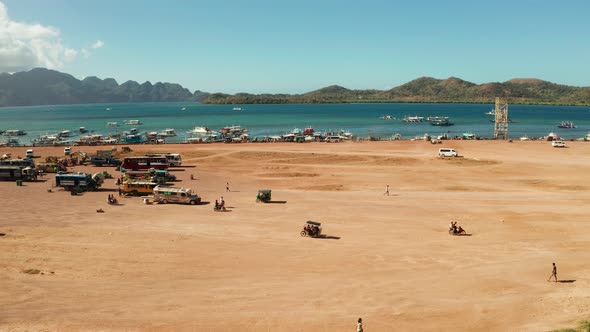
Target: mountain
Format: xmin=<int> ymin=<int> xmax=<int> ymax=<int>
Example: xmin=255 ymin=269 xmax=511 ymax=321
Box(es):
xmin=202 ymin=77 xmax=590 ymax=106
xmin=0 ymin=68 xmax=209 ymax=107
xmin=1 ymin=68 xmax=589 ymax=107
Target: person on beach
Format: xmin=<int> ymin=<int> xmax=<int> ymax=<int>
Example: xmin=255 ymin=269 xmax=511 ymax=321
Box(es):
xmin=190 ymin=174 xmax=194 ymax=180
xmin=226 ymin=182 xmax=230 ymax=192
xmin=357 ymin=318 xmax=363 ymax=332
xmin=384 ymin=185 xmax=389 ymax=196
xmin=548 ymin=262 xmax=558 ymax=282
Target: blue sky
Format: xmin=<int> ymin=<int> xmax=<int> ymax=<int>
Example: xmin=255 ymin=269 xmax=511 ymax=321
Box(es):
xmin=2 ymin=0 xmax=589 ymax=93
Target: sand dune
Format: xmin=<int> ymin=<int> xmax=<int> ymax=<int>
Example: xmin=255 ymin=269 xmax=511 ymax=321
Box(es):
xmin=1 ymin=140 xmax=589 ymax=331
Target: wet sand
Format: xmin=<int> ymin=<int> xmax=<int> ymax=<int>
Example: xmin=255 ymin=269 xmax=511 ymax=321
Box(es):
xmin=1 ymin=141 xmax=589 ymax=331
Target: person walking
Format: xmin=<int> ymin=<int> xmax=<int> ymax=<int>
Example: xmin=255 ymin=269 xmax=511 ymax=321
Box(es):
xmin=226 ymin=182 xmax=230 ymax=192
xmin=548 ymin=262 xmax=558 ymax=282
xmin=384 ymin=185 xmax=389 ymax=196
xmin=357 ymin=318 xmax=363 ymax=332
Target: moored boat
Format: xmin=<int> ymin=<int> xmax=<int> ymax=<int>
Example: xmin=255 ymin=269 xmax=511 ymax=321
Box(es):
xmin=557 ymin=121 xmax=576 ymax=129
xmin=124 ymin=120 xmax=142 ymax=125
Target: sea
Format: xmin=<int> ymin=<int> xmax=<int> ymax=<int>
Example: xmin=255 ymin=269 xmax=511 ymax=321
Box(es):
xmin=1 ymin=102 xmax=589 ymax=145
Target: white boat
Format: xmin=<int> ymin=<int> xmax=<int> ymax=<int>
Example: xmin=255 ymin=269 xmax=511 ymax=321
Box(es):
xmin=158 ymin=129 xmax=177 ymax=137
xmin=520 ymin=135 xmax=530 ymax=141
xmin=4 ymin=129 xmax=27 ymax=136
xmin=79 ymin=127 xmax=88 ymax=133
xmin=485 ymin=109 xmax=495 ymax=115
xmin=58 ymin=130 xmax=71 ymax=138
xmin=124 ymin=120 xmax=142 ymax=125
xmin=585 ymin=133 xmax=590 ymax=141
xmin=106 ymin=107 xmax=111 ymax=111
xmin=380 ymin=115 xmax=394 ymax=120
xmin=232 ymin=107 xmax=242 ymax=111
xmin=107 ymin=122 xmax=118 ymax=127
xmin=181 ymin=107 xmax=187 ymax=111
xmin=401 ymin=116 xmax=425 ymax=122
xmin=187 ymin=126 xmax=216 ymax=135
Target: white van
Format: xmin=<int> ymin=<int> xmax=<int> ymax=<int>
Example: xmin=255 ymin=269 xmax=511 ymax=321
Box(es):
xmin=438 ymin=148 xmax=458 ymax=157
xmin=552 ymin=140 xmax=566 ymax=148
xmin=153 ymin=186 xmax=201 ymax=205
xmin=64 ymin=147 xmax=72 ymax=155
xmin=325 ymin=136 xmax=341 ymax=143
xmin=25 ymin=149 xmax=34 ymax=158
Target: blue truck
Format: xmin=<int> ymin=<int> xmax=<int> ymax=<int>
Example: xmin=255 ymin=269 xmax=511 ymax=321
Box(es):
xmin=55 ymin=172 xmax=106 ymax=192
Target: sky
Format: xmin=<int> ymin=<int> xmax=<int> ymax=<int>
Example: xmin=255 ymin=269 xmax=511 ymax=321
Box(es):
xmin=1 ymin=0 xmax=589 ymax=94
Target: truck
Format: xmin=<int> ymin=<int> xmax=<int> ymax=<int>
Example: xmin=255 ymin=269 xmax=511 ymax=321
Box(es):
xmin=0 ymin=158 xmax=35 ymax=168
xmin=122 ymin=180 xmax=159 ymax=196
xmin=55 ymin=172 xmax=104 ymax=192
xmin=0 ymin=166 xmax=37 ymax=181
xmin=90 ymin=155 xmax=122 ymax=167
xmin=123 ymin=169 xmax=176 ymax=184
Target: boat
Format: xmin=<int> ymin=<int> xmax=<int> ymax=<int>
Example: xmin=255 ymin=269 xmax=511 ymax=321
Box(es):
xmin=302 ymin=127 xmax=315 ymax=135
xmin=106 ymin=107 xmax=111 ymax=111
xmin=187 ymin=126 xmax=216 ymax=135
xmin=544 ymin=132 xmax=560 ymax=141
xmin=107 ymin=122 xmax=118 ymax=127
xmin=380 ymin=115 xmax=394 ymax=120
xmin=123 ymin=128 xmax=139 ymax=135
xmin=489 ymin=118 xmax=517 ymax=123
xmin=158 ymin=129 xmax=177 ymax=137
xmin=181 ymin=107 xmax=187 ymax=111
xmin=58 ymin=130 xmax=72 ymax=138
xmin=429 ymin=117 xmax=454 ymax=126
xmin=232 ymin=107 xmax=242 ymax=111
xmin=520 ymin=135 xmax=530 ymax=141
xmin=557 ymin=121 xmax=576 ymax=129
xmin=79 ymin=127 xmax=88 ymax=133
xmin=124 ymin=120 xmax=142 ymax=125
xmin=401 ymin=116 xmax=425 ymax=123
xmin=485 ymin=109 xmax=495 ymax=115
xmin=585 ymin=133 xmax=590 ymax=141
xmin=462 ymin=132 xmax=476 ymax=140
xmin=4 ymin=129 xmax=27 ymax=136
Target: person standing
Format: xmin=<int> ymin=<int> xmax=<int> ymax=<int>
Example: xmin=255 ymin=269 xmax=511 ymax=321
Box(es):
xmin=384 ymin=185 xmax=389 ymax=196
xmin=226 ymin=182 xmax=230 ymax=192
xmin=357 ymin=318 xmax=363 ymax=332
xmin=548 ymin=262 xmax=558 ymax=282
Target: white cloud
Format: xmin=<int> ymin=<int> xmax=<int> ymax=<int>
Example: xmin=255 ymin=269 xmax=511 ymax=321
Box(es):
xmin=0 ymin=1 xmax=79 ymax=72
xmin=91 ymin=40 xmax=104 ymax=49
xmin=81 ymin=48 xmax=90 ymax=58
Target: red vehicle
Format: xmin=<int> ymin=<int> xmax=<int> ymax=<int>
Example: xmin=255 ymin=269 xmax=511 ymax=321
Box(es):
xmin=121 ymin=156 xmax=168 ymax=171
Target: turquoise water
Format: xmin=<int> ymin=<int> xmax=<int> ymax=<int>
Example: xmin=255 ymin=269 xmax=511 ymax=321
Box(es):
xmin=1 ymin=102 xmax=590 ymax=144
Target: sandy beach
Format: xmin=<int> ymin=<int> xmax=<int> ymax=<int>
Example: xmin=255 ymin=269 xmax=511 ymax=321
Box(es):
xmin=1 ymin=140 xmax=589 ymax=331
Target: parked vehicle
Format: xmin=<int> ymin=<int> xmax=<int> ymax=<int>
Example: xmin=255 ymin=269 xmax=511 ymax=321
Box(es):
xmin=64 ymin=147 xmax=72 ymax=155
xmin=123 ymin=169 xmax=176 ymax=184
xmin=121 ymin=156 xmax=168 ymax=171
xmin=438 ymin=148 xmax=458 ymax=157
xmin=145 ymin=153 xmax=182 ymax=167
xmin=325 ymin=136 xmax=341 ymax=143
xmin=552 ymin=140 xmax=566 ymax=148
xmin=37 ymin=162 xmax=67 ymax=173
xmin=55 ymin=172 xmax=101 ymax=191
xmin=256 ymin=189 xmax=272 ymax=203
xmin=0 ymin=158 xmax=35 ymax=168
xmin=122 ymin=180 xmax=159 ymax=196
xmin=26 ymin=149 xmax=34 ymax=158
xmin=153 ymin=186 xmax=201 ymax=205
xmin=90 ymin=156 xmax=122 ymax=167
xmin=0 ymin=166 xmax=37 ymax=181
xmin=300 ymin=221 xmax=322 ymax=238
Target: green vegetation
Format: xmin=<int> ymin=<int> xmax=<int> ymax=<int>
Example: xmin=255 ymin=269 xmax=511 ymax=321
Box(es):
xmin=1 ymin=68 xmax=589 ymax=107
xmin=203 ymin=77 xmax=590 ymax=106
xmin=550 ymin=320 xmax=590 ymax=332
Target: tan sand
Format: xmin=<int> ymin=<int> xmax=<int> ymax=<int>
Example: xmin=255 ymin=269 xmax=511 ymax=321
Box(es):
xmin=1 ymin=141 xmax=589 ymax=331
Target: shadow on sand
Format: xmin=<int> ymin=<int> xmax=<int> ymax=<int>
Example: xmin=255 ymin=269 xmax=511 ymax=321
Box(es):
xmin=266 ymin=200 xmax=287 ymax=204
xmin=316 ymin=235 xmax=341 ymax=240
xmin=0 ymin=233 xmax=6 ymax=237
xmin=558 ymin=280 xmax=576 ymax=283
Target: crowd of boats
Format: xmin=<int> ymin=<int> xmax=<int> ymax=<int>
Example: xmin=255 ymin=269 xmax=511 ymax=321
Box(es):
xmin=1 ymin=114 xmax=588 ymax=146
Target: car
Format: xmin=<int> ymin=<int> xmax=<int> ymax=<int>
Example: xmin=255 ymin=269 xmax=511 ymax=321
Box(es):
xmin=438 ymin=148 xmax=458 ymax=157
xmin=552 ymin=140 xmax=566 ymax=148
xmin=325 ymin=136 xmax=341 ymax=143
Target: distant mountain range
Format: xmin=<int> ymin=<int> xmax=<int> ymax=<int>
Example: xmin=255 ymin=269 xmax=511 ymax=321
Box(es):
xmin=1 ymin=68 xmax=589 ymax=107
xmin=0 ymin=68 xmax=209 ymax=107
xmin=204 ymin=77 xmax=590 ymax=106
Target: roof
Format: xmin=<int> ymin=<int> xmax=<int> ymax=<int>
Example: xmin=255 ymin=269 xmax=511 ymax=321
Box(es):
xmin=305 ymin=221 xmax=321 ymax=226
xmin=258 ymin=189 xmax=272 ymax=193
